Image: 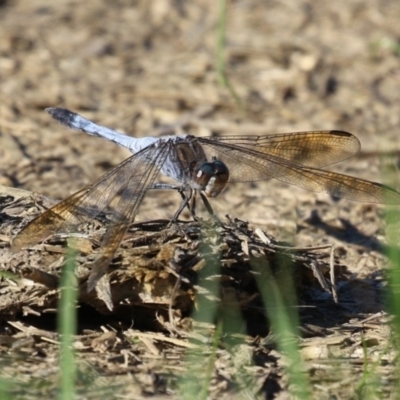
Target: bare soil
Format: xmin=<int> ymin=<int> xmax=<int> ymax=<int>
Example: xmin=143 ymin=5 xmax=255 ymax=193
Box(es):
xmin=1 ymin=0 xmax=400 ymax=398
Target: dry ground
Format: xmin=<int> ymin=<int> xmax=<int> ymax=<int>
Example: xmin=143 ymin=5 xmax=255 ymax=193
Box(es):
xmin=1 ymin=0 xmax=400 ymax=398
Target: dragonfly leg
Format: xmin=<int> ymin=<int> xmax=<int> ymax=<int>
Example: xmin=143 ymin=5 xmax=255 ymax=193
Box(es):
xmin=148 ymin=183 xmax=182 ymax=191
xmin=147 ymin=184 xmax=221 ymax=223
xmin=199 ymin=192 xmax=221 ymax=224
xmin=199 ymin=191 xmax=214 ymax=215
xmin=174 ymin=187 xmax=196 ymax=221
xmin=147 ymin=183 xmax=195 ymax=221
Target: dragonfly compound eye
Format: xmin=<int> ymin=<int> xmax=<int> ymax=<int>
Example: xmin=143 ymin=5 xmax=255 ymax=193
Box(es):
xmin=194 ymin=160 xmax=230 ymax=197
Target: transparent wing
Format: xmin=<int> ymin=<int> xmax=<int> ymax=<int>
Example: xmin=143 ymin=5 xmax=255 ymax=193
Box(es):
xmin=86 ymin=141 xmax=169 ymax=290
xmin=12 ymin=141 xmax=170 ymax=288
xmin=197 ymin=137 xmax=400 ymax=204
xmin=202 ymin=131 xmax=360 ymax=168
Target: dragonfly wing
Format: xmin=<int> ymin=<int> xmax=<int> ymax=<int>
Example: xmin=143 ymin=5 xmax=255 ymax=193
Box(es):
xmin=202 ymin=131 xmax=360 ymax=168
xmin=286 ymin=166 xmax=400 ymax=204
xmin=87 ymin=141 xmax=169 ymax=290
xmin=12 ymin=185 xmax=103 ymax=252
xmin=12 ymin=142 xmax=166 ymax=252
xmin=198 ymin=139 xmax=400 ymax=204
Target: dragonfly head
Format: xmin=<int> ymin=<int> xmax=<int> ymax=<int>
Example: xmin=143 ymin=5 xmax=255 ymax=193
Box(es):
xmin=193 ymin=159 xmax=229 ymax=197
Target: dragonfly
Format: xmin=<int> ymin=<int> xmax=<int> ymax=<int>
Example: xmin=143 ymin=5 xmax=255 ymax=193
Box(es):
xmin=12 ymin=108 xmax=400 ymax=291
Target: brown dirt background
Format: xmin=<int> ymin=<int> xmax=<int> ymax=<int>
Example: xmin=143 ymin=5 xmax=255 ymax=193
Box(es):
xmin=1 ymin=0 xmax=400 ymax=398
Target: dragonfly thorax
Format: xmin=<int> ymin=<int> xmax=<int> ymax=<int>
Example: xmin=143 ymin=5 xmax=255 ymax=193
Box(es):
xmin=192 ymin=159 xmax=229 ymax=197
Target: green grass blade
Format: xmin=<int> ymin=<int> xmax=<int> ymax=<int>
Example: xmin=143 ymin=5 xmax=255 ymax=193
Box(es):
xmin=216 ymin=0 xmax=244 ymax=114
xmin=57 ymin=248 xmax=78 ymax=400
xmin=252 ymin=257 xmax=310 ymax=399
